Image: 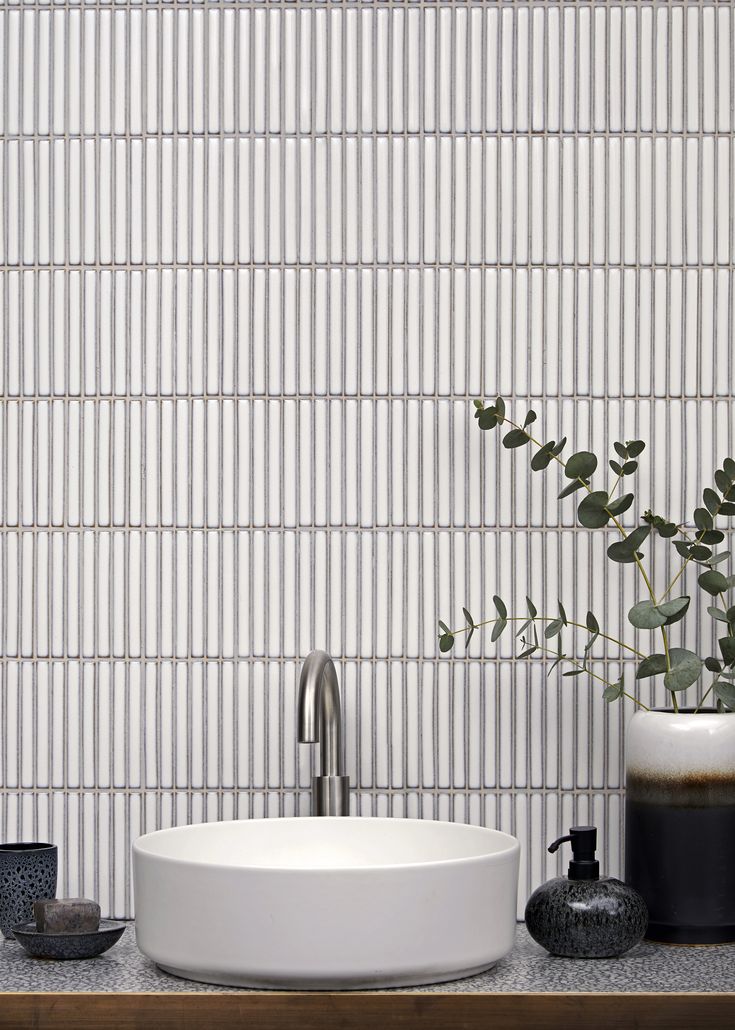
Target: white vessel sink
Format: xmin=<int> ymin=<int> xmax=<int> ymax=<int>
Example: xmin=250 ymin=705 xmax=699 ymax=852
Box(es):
xmin=133 ymin=817 xmax=520 ymax=989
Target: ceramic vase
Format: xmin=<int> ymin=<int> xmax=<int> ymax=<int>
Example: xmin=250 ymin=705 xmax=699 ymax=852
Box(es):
xmin=625 ymin=709 xmax=735 ymax=944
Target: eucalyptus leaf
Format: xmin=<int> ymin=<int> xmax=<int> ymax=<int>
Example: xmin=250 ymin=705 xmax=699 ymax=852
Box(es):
xmin=694 ymin=507 xmax=714 ymax=532
xmin=700 ymin=530 xmax=725 ymax=545
xmin=635 ymin=653 xmax=668 ymax=680
xmin=439 ymin=632 xmax=455 ymax=653
xmin=705 ymin=656 xmax=723 ymax=673
xmin=565 ymin=451 xmax=598 ymax=480
xmin=708 ymin=606 xmax=730 ymax=623
xmin=503 ymin=428 xmax=530 ymax=449
xmin=708 ymin=551 xmax=731 ymax=565
xmin=724 ymin=457 xmax=735 ymax=480
xmin=495 ymin=397 xmax=506 ymax=419
xmin=628 ymin=600 xmax=667 ymax=629
xmin=491 ymin=618 xmax=507 ymax=642
xmin=698 ymin=569 xmax=729 ymax=595
xmin=603 ymin=679 xmax=624 ymax=702
xmin=657 ymin=596 xmax=691 ymax=625
xmin=577 ymin=491 xmax=610 ymax=529
xmin=703 ymin=488 xmax=720 ymax=515
xmin=719 ymin=636 xmax=735 ymax=667
xmin=673 ymin=541 xmax=691 ymax=558
xmin=689 ymin=544 xmax=712 ymax=562
xmin=476 ymin=408 xmax=499 ymax=430
xmin=558 ymin=479 xmax=589 ymax=499
xmin=526 ymin=596 xmax=538 ymax=619
xmin=531 ymin=443 xmax=556 ymax=472
xmin=715 ymin=469 xmax=730 ymax=494
xmin=605 ymin=493 xmax=634 ymax=516
xmin=523 ymin=410 xmax=537 ymax=428
xmin=558 ymin=600 xmax=568 ymax=625
xmin=613 ymin=442 xmax=628 ymax=459
xmin=719 ymin=502 xmax=735 ymax=516
xmin=609 ymin=460 xmax=623 ymax=475
xmin=714 ymin=680 xmax=735 ymax=710
xmin=626 ymin=440 xmax=646 ymax=458
xmin=563 ymin=669 xmax=585 ymax=677
xmin=493 ymin=595 xmax=508 ymax=619
xmin=544 ymin=619 xmax=564 ymax=639
xmin=517 ymin=645 xmax=537 ymax=660
xmin=663 ymin=648 xmax=703 ymax=692
xmin=621 ymin=460 xmax=638 ymax=475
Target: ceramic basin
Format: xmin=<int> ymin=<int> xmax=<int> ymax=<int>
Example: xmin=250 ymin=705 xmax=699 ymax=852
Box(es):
xmin=133 ymin=817 xmax=520 ymax=989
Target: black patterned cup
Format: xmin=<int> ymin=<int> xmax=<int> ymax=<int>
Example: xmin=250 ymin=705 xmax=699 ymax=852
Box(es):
xmin=0 ymin=843 xmax=58 ymax=939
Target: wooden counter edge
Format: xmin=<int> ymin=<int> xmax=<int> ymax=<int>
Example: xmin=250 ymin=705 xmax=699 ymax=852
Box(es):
xmin=0 ymin=990 xmax=734 ymax=1030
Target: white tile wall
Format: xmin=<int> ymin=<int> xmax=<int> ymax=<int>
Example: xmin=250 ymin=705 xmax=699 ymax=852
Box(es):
xmin=0 ymin=1 xmax=733 ymax=919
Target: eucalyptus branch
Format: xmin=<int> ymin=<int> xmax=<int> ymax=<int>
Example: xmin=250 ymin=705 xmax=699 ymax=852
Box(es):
xmin=439 ymin=397 xmax=735 ymax=713
xmin=521 ymin=637 xmax=650 ymax=712
xmin=446 ymin=614 xmax=645 ymax=659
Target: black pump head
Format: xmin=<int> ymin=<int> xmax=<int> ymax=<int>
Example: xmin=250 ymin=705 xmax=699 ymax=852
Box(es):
xmin=548 ymin=826 xmax=600 ymax=881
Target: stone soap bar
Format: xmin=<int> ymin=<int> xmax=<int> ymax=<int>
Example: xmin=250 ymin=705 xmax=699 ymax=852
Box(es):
xmin=34 ymin=898 xmax=101 ymax=934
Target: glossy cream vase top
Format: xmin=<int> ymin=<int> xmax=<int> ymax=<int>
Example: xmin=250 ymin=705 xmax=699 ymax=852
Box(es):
xmin=626 ymin=711 xmax=735 ymax=780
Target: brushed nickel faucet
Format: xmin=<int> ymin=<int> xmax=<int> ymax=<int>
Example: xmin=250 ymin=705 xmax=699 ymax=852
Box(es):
xmin=297 ymin=650 xmax=350 ymax=816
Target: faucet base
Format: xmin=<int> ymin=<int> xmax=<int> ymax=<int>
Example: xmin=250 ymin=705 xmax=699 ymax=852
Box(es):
xmin=312 ymin=776 xmax=351 ymax=816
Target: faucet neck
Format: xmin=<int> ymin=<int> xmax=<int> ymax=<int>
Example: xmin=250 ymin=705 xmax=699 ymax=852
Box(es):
xmin=297 ymin=651 xmax=345 ymax=778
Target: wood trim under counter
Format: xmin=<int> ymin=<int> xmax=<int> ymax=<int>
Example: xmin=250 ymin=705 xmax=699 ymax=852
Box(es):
xmin=1 ymin=991 xmax=734 ymax=1030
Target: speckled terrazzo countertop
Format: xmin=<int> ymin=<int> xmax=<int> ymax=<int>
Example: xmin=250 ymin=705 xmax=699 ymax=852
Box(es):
xmin=1 ymin=923 xmax=733 ymax=994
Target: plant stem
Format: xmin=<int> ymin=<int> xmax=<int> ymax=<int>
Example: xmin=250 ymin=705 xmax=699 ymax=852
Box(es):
xmin=449 ymin=614 xmax=646 ymax=658
xmin=525 ymin=639 xmax=650 ymax=711
xmin=661 ymin=497 xmax=730 ymax=602
xmin=503 ymin=414 xmax=671 ymax=681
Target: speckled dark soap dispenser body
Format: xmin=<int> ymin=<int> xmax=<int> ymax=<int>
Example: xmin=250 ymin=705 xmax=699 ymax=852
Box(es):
xmin=524 ymin=826 xmax=648 ymax=959
xmin=525 ymin=875 xmax=648 ymax=958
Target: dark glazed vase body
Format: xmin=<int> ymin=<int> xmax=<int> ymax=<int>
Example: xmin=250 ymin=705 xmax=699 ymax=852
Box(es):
xmin=525 ymin=876 xmax=647 ymax=958
xmin=625 ymin=710 xmax=735 ymax=944
xmin=0 ymin=843 xmax=57 ymax=939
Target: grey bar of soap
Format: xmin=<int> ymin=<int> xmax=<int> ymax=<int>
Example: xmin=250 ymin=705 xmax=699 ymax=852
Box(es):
xmin=34 ymin=898 xmax=101 ymax=934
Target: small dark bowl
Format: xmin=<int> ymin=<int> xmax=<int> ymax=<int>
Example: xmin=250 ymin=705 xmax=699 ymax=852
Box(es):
xmin=11 ymin=919 xmax=126 ymax=960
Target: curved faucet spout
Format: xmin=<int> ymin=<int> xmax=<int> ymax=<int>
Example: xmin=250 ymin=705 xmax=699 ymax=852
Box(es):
xmin=297 ymin=650 xmax=350 ymax=815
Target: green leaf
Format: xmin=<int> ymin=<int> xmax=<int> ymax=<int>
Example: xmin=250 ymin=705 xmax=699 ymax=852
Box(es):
xmin=605 ymin=493 xmax=634 ymax=516
xmin=708 ymin=606 xmax=730 ymax=623
xmin=565 ymin=451 xmax=598 ymax=480
xmin=719 ymin=636 xmax=735 ymax=667
xmin=657 ymin=596 xmax=691 ymax=625
xmin=636 ymin=653 xmax=668 ymax=680
xmin=577 ymin=491 xmax=610 ymax=529
xmin=558 ymin=479 xmax=588 ymax=500
xmin=689 ymin=544 xmax=713 ymax=562
xmin=544 ymin=619 xmax=564 ymax=639
xmin=473 ymin=399 xmax=484 ymax=410
xmin=526 ymin=596 xmax=538 ymax=619
xmin=621 ymin=460 xmax=638 ymax=475
xmin=438 ymin=621 xmax=451 ymax=635
xmin=715 ymin=469 xmax=730 ymax=494
xmin=603 ymin=679 xmax=624 ymax=702
xmin=663 ymin=649 xmax=703 ymax=692
xmin=700 ymin=530 xmax=725 ymax=545
xmin=495 ymin=397 xmax=506 ymax=420
xmin=714 ymin=680 xmax=735 ymax=710
xmin=558 ymin=600 xmax=568 ymax=625
xmin=673 ymin=541 xmax=691 ymax=558
xmin=517 ymin=645 xmax=537 ymax=660
xmin=694 ymin=507 xmax=714 ymax=532
xmin=531 ymin=444 xmax=556 ymax=472
xmin=476 ymin=407 xmax=499 ymax=430
xmin=718 ymin=502 xmax=735 ymax=516
xmin=628 ymin=600 xmax=667 ymax=630
xmin=698 ymin=569 xmax=729 ymax=595
xmin=609 ymin=460 xmax=623 ymax=476
xmin=708 ymin=551 xmax=731 ymax=566
xmin=705 ymin=657 xmax=723 ymax=673
xmin=613 ymin=442 xmax=628 ymax=459
xmin=563 ymin=669 xmax=585 ymax=677
xmin=608 ymin=527 xmax=651 ymax=565
xmin=703 ymin=488 xmax=720 ymax=515
xmin=491 ymin=618 xmax=508 ymax=643
xmin=439 ymin=632 xmax=455 ymax=653
xmin=503 ymin=428 xmax=530 ymax=449
xmin=462 ymin=607 xmax=476 ymax=648
xmin=493 ymin=595 xmax=508 ymax=619
xmin=584 ymin=611 xmax=600 ymax=653
xmin=724 ymin=457 xmax=735 ymax=480
xmin=522 ymin=410 xmax=537 ymax=428
xmin=626 ymin=440 xmax=646 ymax=458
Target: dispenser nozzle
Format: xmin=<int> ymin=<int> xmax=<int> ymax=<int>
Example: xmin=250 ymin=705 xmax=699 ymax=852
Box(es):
xmin=548 ymin=826 xmax=600 ymax=881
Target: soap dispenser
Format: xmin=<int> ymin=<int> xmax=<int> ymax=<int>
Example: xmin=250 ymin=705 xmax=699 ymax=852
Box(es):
xmin=524 ymin=826 xmax=648 ymax=958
